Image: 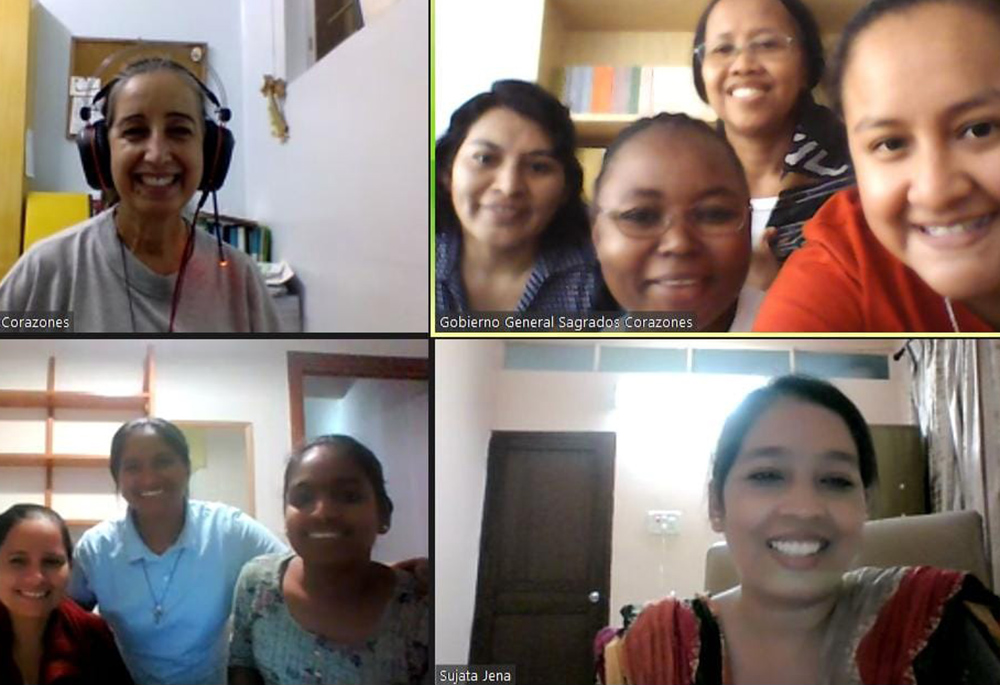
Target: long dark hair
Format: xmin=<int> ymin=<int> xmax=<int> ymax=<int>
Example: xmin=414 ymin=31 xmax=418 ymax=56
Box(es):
xmin=435 ymin=80 xmax=589 ymax=250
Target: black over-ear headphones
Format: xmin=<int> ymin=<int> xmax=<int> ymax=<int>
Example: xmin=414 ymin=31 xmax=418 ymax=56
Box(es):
xmin=76 ymin=58 xmax=235 ymax=193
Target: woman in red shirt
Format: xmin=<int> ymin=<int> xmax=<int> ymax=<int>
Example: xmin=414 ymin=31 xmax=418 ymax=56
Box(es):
xmin=0 ymin=504 xmax=132 ymax=685
xmin=755 ymin=0 xmax=1000 ymax=331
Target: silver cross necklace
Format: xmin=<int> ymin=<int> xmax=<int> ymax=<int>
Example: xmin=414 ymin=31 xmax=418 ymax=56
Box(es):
xmin=140 ymin=549 xmax=185 ymax=624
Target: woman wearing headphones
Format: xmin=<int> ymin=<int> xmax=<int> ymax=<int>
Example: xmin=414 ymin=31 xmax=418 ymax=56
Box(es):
xmin=0 ymin=58 xmax=280 ymax=333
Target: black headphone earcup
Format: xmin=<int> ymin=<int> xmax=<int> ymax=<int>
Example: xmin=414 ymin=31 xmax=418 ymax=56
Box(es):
xmin=201 ymin=121 xmax=234 ymax=191
xmin=76 ymin=120 xmax=114 ymax=192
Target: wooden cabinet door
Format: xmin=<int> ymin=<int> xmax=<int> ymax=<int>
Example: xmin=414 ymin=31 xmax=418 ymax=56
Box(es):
xmin=0 ymin=0 xmax=30 ymax=279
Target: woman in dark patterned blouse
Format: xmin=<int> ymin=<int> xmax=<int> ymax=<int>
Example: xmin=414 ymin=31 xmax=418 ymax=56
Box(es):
xmin=435 ymin=80 xmax=597 ymax=316
xmin=692 ymin=0 xmax=855 ymax=290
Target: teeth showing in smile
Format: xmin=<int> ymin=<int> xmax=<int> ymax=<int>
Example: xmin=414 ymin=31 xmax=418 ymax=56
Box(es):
xmin=768 ymin=539 xmax=826 ymax=557
xmin=660 ymin=278 xmax=700 ymax=286
xmin=140 ymin=489 xmax=164 ymax=497
xmin=730 ymin=87 xmax=764 ymax=99
xmin=918 ymin=214 xmax=993 ymax=237
xmin=309 ymin=531 xmax=344 ymax=539
xmin=139 ymin=175 xmax=178 ymax=187
xmin=18 ymin=590 xmax=48 ymax=599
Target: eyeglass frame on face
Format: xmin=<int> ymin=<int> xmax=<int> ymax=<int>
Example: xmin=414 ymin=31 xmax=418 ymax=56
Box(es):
xmin=694 ymin=32 xmax=796 ymax=65
xmin=595 ymin=201 xmax=750 ymax=240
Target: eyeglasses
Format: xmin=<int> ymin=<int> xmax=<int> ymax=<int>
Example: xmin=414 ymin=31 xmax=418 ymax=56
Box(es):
xmin=694 ymin=33 xmax=796 ymax=65
xmin=598 ymin=204 xmax=749 ymax=240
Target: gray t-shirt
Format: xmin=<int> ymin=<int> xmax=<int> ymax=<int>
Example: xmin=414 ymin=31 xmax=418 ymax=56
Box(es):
xmin=0 ymin=208 xmax=281 ymax=332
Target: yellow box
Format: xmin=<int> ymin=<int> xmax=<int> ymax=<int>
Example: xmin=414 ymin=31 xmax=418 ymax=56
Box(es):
xmin=23 ymin=192 xmax=90 ymax=251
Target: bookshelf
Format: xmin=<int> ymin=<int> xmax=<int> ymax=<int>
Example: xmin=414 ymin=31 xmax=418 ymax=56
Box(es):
xmin=0 ymin=347 xmax=154 ymax=527
xmin=537 ymin=0 xmax=866 ymax=148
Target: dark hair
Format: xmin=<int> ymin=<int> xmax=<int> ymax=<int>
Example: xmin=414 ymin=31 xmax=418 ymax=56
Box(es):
xmin=284 ymin=435 xmax=394 ymax=527
xmin=692 ymin=0 xmax=826 ymax=103
xmin=828 ymin=0 xmax=1000 ymax=116
xmin=0 ymin=504 xmax=74 ymax=566
xmin=109 ymin=417 xmax=191 ymax=487
xmin=434 ymin=79 xmax=589 ymax=250
xmin=593 ymin=112 xmax=749 ymax=202
xmin=710 ymin=375 xmax=879 ymax=511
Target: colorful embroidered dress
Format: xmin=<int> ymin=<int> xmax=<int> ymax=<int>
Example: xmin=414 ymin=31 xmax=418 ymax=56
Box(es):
xmin=599 ymin=566 xmax=1000 ymax=685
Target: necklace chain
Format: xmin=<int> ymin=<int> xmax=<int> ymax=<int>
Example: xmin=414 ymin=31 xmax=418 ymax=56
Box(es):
xmin=945 ymin=298 xmax=961 ymax=333
xmin=140 ymin=548 xmax=185 ymax=625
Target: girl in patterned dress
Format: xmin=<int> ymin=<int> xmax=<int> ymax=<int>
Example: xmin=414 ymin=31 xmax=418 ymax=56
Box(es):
xmin=228 ymin=436 xmax=428 ymax=685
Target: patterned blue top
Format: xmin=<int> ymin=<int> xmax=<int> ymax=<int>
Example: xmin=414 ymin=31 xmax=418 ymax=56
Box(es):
xmin=435 ymin=229 xmax=598 ymax=314
xmin=68 ymin=500 xmax=288 ymax=685
xmin=229 ymin=553 xmax=429 ymax=685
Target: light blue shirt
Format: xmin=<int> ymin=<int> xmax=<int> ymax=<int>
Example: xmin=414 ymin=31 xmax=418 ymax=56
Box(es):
xmin=68 ymin=499 xmax=288 ymax=685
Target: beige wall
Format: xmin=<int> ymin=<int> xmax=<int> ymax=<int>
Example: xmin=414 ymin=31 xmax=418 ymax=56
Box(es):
xmin=433 ymin=340 xmax=503 ymax=664
xmin=436 ymin=339 xmax=915 ymax=658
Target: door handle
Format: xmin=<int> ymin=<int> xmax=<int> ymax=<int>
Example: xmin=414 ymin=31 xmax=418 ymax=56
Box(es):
xmin=588 ymin=591 xmax=600 ymax=604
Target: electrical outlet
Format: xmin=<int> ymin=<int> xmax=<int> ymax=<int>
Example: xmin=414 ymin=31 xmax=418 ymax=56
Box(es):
xmin=646 ymin=510 xmax=681 ymax=535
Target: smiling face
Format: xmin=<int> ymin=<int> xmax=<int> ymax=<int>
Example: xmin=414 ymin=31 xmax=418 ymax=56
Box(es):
xmin=284 ymin=444 xmax=386 ymax=567
xmin=0 ymin=518 xmax=71 ymax=620
xmin=711 ymin=399 xmax=867 ymax=603
xmin=592 ymin=126 xmax=750 ymax=330
xmin=701 ymin=0 xmax=807 ymax=137
xmin=116 ymin=429 xmax=190 ymax=516
xmin=108 ymin=70 xmax=204 ymax=218
xmin=447 ymin=107 xmax=567 ymax=254
xmin=842 ymin=3 xmax=1000 ymax=310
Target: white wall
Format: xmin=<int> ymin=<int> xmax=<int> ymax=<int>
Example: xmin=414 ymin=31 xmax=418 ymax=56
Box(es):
xmin=29 ymin=0 xmax=247 ymax=214
xmin=303 ymin=378 xmax=430 ymax=564
xmin=434 ymin=340 xmax=503 ymax=664
xmin=240 ymin=0 xmax=428 ymax=332
xmin=435 ymin=340 xmax=915 ymax=660
xmin=0 ymin=338 xmax=427 ymax=542
xmin=434 ymin=0 xmax=545 ymax=135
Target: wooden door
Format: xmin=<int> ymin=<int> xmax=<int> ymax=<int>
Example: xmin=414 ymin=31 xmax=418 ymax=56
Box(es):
xmin=0 ymin=0 xmax=30 ymax=279
xmin=471 ymin=431 xmax=615 ymax=685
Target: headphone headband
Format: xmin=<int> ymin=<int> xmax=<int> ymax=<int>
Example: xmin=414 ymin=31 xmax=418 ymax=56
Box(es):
xmin=80 ymin=59 xmax=231 ymax=124
xmin=76 ymin=56 xmax=235 ymax=193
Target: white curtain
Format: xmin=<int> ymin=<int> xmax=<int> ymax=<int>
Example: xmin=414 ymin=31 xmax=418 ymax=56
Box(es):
xmin=909 ymin=340 xmax=1000 ymax=587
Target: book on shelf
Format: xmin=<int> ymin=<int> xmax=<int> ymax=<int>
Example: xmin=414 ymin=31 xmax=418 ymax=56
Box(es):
xmin=562 ymin=64 xmax=711 ymax=120
xmin=195 ymin=216 xmax=273 ymax=263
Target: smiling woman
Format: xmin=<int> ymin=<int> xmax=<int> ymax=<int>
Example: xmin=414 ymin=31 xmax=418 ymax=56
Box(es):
xmin=435 ymin=80 xmax=598 ymax=315
xmin=0 ymin=58 xmax=280 ymax=333
xmin=0 ymin=504 xmax=133 ymax=684
xmin=755 ymin=0 xmax=1000 ymax=332
xmin=599 ymin=376 xmax=1000 ymax=685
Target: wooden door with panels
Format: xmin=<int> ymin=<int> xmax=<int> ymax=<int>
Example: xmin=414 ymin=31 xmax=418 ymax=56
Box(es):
xmin=471 ymin=431 xmax=616 ymax=685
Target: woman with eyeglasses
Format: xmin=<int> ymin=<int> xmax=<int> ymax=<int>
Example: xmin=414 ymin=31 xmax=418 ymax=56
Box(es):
xmin=692 ymin=0 xmax=854 ymax=291
xmin=590 ymin=113 xmax=763 ymax=331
